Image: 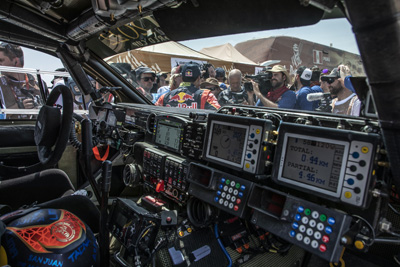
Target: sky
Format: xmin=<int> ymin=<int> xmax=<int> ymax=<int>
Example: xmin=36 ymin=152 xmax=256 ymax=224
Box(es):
xmin=180 ymin=18 xmax=359 ymax=55
xmin=22 ymin=17 xmax=359 ymax=85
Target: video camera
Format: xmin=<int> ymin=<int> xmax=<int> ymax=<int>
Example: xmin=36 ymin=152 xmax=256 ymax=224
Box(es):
xmin=244 ymin=71 xmax=273 ymax=95
xmin=19 ymin=88 xmax=42 ymax=108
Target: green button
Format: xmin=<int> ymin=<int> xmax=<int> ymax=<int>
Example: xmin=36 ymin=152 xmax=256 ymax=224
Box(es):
xmin=304 ymin=209 xmax=311 ymax=216
xmin=235 ymin=183 xmax=240 ymax=189
xmin=226 ymin=179 xmax=230 ymax=185
xmin=320 ymin=214 xmax=327 ymax=222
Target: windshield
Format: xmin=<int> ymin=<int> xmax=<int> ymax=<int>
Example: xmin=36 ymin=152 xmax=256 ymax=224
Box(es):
xmin=86 ymin=15 xmax=374 ymax=118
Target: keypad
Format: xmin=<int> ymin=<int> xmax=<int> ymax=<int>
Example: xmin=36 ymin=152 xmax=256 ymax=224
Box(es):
xmin=214 ymin=177 xmax=246 ymax=212
xmin=289 ymin=206 xmax=334 ymax=254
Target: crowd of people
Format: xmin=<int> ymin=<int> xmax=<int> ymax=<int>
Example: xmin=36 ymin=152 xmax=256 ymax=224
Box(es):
xmin=143 ymin=61 xmax=361 ymax=116
xmin=0 ymin=41 xmax=361 ymax=117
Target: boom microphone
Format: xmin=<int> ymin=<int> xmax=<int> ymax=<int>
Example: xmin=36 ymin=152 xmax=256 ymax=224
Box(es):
xmin=307 ymin=92 xmax=330 ymax=101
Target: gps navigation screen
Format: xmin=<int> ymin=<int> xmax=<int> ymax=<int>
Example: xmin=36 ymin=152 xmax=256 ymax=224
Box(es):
xmin=281 ymin=136 xmax=346 ymax=193
xmin=207 ymin=122 xmax=247 ymax=166
xmin=155 ymin=120 xmax=181 ymax=151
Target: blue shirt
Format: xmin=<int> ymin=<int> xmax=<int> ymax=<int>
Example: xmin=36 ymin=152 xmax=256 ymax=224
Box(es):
xmin=294 ymin=86 xmax=314 ymax=111
xmin=256 ymin=90 xmax=296 ymax=109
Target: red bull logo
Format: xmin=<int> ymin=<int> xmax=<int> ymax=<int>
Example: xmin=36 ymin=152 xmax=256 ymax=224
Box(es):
xmin=169 ymin=92 xmax=194 ymax=103
xmin=167 ymin=92 xmax=198 ymax=109
xmin=185 ymin=70 xmax=193 ymax=77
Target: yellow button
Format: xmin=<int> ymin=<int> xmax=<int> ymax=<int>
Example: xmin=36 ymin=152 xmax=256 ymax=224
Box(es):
xmin=245 ymin=163 xmax=250 ymax=168
xmin=344 ymin=191 xmax=352 ymax=199
xmin=354 ymin=240 xmax=365 ymax=250
xmin=263 ymin=146 xmax=267 ymax=151
xmin=256 ymin=129 xmax=260 ymax=134
xmin=361 ymin=146 xmax=369 ymax=154
xmin=179 ymin=231 xmax=184 ymax=237
xmin=187 ymin=228 xmax=192 ymax=233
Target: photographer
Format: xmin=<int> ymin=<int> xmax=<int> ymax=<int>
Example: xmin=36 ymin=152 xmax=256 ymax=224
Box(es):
xmin=0 ymin=42 xmax=41 ymax=110
xmin=218 ymin=69 xmax=255 ymax=106
xmin=200 ymin=63 xmax=216 ymax=83
xmin=251 ymin=65 xmax=296 ymax=109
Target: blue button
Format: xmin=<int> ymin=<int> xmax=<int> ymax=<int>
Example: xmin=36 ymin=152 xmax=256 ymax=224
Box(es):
xmin=247 ymin=153 xmax=252 ymax=158
xmin=347 ymin=178 xmax=355 ymax=185
xmin=250 ymin=133 xmax=255 ymax=138
xmin=240 ymin=185 xmax=246 ymax=191
xmin=238 ymin=192 xmax=244 ymax=198
xmin=214 ymin=197 xmax=219 ymax=202
xmin=221 ymin=178 xmax=226 ymax=183
xmin=328 ymin=217 xmax=336 ymax=225
xmin=325 ymin=226 xmax=332 ymax=234
xmin=292 ymin=222 xmax=299 ymax=229
xmin=289 ymin=230 xmax=296 ymax=237
xmin=297 ymin=206 xmax=304 ymax=213
xmin=295 ymin=214 xmax=301 ymax=221
xmin=218 ymin=184 xmax=223 ymax=190
xmin=352 ymin=152 xmax=360 ymax=159
xmin=217 ymin=191 xmax=221 ymax=196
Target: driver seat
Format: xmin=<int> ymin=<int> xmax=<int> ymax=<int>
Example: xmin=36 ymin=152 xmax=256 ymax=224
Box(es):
xmin=0 ymin=168 xmax=100 ymax=233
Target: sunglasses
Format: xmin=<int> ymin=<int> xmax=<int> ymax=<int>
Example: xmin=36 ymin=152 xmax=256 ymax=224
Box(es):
xmin=141 ymin=77 xmax=155 ymax=82
xmin=326 ymin=78 xmax=338 ymax=84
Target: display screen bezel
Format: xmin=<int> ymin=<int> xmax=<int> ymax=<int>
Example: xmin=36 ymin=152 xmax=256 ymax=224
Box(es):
xmin=205 ymin=120 xmax=249 ymax=168
xmin=154 ymin=118 xmax=183 ymax=153
xmin=277 ymin=132 xmax=349 ymax=198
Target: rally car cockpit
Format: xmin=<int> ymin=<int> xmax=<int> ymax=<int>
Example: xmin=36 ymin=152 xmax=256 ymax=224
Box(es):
xmin=0 ymin=0 xmax=400 ymax=266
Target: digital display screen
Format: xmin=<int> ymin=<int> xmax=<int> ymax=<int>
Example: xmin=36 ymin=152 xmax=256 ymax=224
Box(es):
xmin=207 ymin=121 xmax=248 ymax=167
xmin=155 ymin=120 xmax=181 ymax=151
xmin=278 ymin=134 xmax=348 ymax=196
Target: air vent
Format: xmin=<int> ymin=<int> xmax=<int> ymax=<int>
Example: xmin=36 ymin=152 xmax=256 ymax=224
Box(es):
xmin=123 ymin=163 xmax=140 ymax=187
xmin=146 ymin=112 xmax=156 ymax=134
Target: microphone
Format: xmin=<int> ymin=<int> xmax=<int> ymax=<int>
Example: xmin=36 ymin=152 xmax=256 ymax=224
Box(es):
xmin=307 ymin=92 xmax=331 ymax=101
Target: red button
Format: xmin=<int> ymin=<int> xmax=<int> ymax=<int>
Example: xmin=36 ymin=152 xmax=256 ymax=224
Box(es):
xmin=234 ymin=205 xmax=239 ymax=211
xmin=322 ymin=235 xmax=330 ymax=243
xmin=156 ymin=180 xmax=165 ymax=192
xmin=319 ymin=244 xmax=327 ymax=252
xmin=236 ymin=199 xmax=241 ymax=204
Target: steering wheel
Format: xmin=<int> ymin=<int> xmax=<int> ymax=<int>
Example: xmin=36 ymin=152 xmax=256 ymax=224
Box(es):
xmin=34 ymin=84 xmax=74 ymax=166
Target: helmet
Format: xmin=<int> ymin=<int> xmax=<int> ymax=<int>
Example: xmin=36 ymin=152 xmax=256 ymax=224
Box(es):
xmin=0 ymin=208 xmax=99 ymax=266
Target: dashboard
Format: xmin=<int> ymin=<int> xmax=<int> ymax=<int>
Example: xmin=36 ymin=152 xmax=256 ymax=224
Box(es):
xmin=92 ymin=103 xmax=388 ymax=265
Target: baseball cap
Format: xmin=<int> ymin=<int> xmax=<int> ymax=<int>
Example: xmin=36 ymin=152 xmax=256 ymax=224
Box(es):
xmin=219 ymin=82 xmax=228 ymax=90
xmin=215 ymin=67 xmax=225 ymax=78
xmin=135 ymin=66 xmax=155 ymax=80
xmin=321 ymin=68 xmax=340 ymax=79
xmin=181 ymin=62 xmax=201 ymax=82
xmin=297 ymin=66 xmax=312 ymax=81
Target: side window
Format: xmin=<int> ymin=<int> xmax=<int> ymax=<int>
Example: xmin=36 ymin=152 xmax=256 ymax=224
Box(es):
xmin=0 ymin=43 xmax=64 ymax=119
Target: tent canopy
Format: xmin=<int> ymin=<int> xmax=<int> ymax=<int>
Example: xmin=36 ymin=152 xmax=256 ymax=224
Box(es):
xmin=137 ymin=41 xmax=219 ymax=61
xmin=105 ymin=41 xmax=260 ymax=75
xmin=200 ymin=43 xmax=257 ymax=65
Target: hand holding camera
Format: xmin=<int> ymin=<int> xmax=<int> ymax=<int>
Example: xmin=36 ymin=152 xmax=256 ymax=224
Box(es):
xmin=338 ymin=65 xmax=352 ymax=80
